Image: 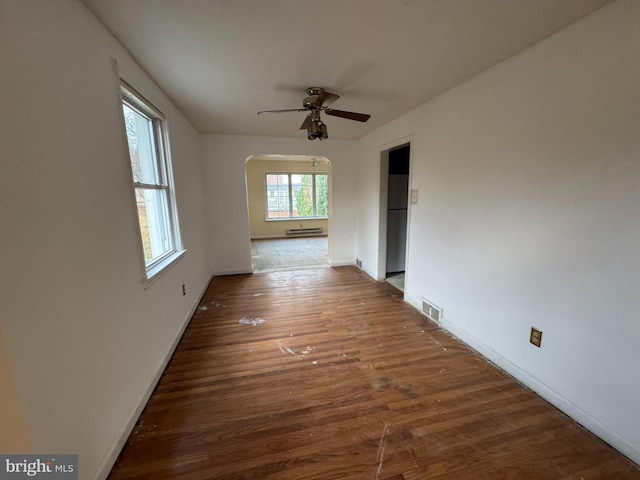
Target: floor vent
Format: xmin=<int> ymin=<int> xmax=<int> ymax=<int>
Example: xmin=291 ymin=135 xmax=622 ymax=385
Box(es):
xmin=422 ymin=298 xmax=443 ymax=323
xmin=355 ymin=258 xmax=363 ymax=269
xmin=285 ymin=227 xmax=323 ymax=237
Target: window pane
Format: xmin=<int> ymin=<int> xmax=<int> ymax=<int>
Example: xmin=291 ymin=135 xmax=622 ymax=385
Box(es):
xmin=294 ymin=174 xmax=313 ymax=218
xmin=315 ymin=174 xmax=328 ymax=217
xmin=122 ymin=103 xmax=160 ymax=185
xmin=135 ymin=187 xmax=171 ymax=264
xmin=266 ymin=174 xmax=290 ymax=218
xmin=122 ymin=83 xmax=182 ymax=280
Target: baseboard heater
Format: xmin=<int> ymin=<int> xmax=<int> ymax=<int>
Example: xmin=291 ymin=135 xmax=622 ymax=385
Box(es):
xmin=285 ymin=227 xmax=323 ymax=237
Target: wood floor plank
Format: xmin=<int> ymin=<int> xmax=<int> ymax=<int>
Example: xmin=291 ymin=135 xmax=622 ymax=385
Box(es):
xmin=108 ymin=267 xmax=640 ymax=479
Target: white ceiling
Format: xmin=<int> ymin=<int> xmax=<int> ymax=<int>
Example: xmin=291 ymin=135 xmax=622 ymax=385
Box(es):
xmin=82 ymin=0 xmax=611 ymax=140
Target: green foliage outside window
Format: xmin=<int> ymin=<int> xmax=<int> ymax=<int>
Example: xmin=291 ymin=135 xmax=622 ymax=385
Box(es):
xmin=296 ymin=174 xmax=327 ymax=217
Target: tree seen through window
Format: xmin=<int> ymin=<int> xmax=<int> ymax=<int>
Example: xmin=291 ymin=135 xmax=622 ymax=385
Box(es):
xmin=266 ymin=173 xmax=328 ymax=219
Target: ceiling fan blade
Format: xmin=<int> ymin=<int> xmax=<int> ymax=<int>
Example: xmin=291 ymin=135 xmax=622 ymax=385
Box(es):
xmin=299 ymin=114 xmax=313 ymax=130
xmin=324 ymin=108 xmax=371 ymax=122
xmin=257 ymin=109 xmax=306 ymax=115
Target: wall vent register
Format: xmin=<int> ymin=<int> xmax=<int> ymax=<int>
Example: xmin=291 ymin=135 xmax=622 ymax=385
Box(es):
xmin=422 ymin=298 xmax=443 ymax=323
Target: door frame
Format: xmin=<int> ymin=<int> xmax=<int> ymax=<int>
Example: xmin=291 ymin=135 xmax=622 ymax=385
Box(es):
xmin=377 ymin=136 xmax=414 ymax=286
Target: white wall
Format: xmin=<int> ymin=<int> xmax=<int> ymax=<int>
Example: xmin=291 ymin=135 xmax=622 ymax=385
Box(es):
xmin=357 ymin=0 xmax=640 ymax=464
xmin=201 ymin=134 xmax=358 ymax=274
xmin=0 ymin=1 xmax=212 ymax=478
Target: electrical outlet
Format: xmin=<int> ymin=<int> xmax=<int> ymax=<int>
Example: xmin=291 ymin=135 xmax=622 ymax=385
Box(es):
xmin=182 ymin=284 xmax=186 ymax=296
xmin=530 ymin=327 xmax=542 ymax=347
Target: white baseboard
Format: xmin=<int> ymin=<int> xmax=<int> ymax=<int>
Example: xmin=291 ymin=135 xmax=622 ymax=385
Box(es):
xmin=95 ymin=273 xmax=214 ymax=480
xmin=329 ymin=260 xmax=355 ymax=267
xmin=439 ymin=317 xmax=639 ymax=465
xmin=404 ymin=294 xmax=640 ymax=466
xmin=350 ymin=261 xmax=378 ymax=280
xmin=250 ymin=234 xmax=285 ymax=239
xmin=251 ymin=234 xmax=328 ymax=240
xmin=213 ymin=268 xmax=253 ymax=276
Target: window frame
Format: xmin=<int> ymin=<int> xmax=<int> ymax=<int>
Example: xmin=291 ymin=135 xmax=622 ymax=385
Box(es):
xmin=120 ymin=81 xmax=184 ymax=282
xmin=264 ymin=172 xmax=328 ymax=220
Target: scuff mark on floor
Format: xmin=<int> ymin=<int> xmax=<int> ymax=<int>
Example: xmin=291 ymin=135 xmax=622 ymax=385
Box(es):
xmin=374 ymin=424 xmax=389 ymax=480
xmin=278 ymin=343 xmax=296 ymax=355
xmin=239 ymin=316 xmax=265 ymax=326
xmin=277 ymin=342 xmax=316 ymax=359
xmin=197 ymin=305 xmax=208 ymax=311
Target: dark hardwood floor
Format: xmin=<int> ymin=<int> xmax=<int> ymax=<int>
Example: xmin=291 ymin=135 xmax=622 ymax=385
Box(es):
xmin=108 ymin=267 xmax=640 ymax=479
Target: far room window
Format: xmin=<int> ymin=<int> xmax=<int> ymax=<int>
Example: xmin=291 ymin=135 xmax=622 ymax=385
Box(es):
xmin=121 ymin=82 xmax=183 ymax=280
xmin=265 ymin=172 xmax=328 ymax=219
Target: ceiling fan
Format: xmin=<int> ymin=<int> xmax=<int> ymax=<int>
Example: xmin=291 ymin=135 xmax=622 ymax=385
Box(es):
xmin=257 ymin=87 xmax=371 ymax=140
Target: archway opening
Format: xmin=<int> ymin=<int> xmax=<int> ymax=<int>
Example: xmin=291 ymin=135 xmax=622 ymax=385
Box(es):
xmin=245 ymin=154 xmax=332 ymax=273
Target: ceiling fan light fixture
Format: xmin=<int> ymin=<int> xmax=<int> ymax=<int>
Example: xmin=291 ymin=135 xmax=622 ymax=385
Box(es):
xmin=306 ymin=121 xmax=320 ymax=140
xmin=319 ymin=122 xmax=328 ymax=140
xmin=307 ymin=120 xmax=328 ymax=141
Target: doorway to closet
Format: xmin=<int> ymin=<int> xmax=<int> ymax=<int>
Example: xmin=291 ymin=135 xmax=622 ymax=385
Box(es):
xmin=382 ymin=144 xmax=410 ymax=291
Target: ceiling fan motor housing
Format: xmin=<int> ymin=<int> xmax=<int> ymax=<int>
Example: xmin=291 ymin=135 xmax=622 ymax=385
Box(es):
xmin=303 ymin=95 xmax=320 ymax=109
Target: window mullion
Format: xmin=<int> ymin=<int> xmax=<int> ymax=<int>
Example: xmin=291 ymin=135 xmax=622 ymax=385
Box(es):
xmin=288 ymin=173 xmax=293 ymax=217
xmin=312 ymin=174 xmax=317 ymax=217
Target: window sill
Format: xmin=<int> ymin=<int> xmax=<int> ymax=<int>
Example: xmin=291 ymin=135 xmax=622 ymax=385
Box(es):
xmin=143 ymin=249 xmax=186 ymax=288
xmin=265 ymin=217 xmax=328 ymax=222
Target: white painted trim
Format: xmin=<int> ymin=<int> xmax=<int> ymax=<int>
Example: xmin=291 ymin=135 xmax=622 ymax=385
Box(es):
xmin=95 ymin=274 xmax=214 ymax=480
xmin=214 ymin=268 xmax=253 ymax=276
xmin=251 ymin=234 xmax=328 ymax=240
xmin=250 ymin=234 xmax=289 ymax=239
xmin=143 ymin=249 xmax=186 ymax=288
xmin=377 ymin=133 xmax=415 ymax=155
xmin=404 ymin=294 xmax=640 ymax=466
xmin=355 ymin=262 xmax=383 ymax=282
xmin=328 ymin=261 xmax=355 ymax=268
xmin=376 ymin=136 xmax=414 ymax=282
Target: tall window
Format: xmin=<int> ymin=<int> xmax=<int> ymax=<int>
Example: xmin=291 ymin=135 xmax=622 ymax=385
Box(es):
xmin=265 ymin=173 xmax=328 ymax=219
xmin=121 ymin=82 xmax=182 ymax=279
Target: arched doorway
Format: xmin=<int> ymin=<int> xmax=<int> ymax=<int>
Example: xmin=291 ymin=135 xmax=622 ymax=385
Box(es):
xmin=245 ymin=154 xmax=332 ymax=273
